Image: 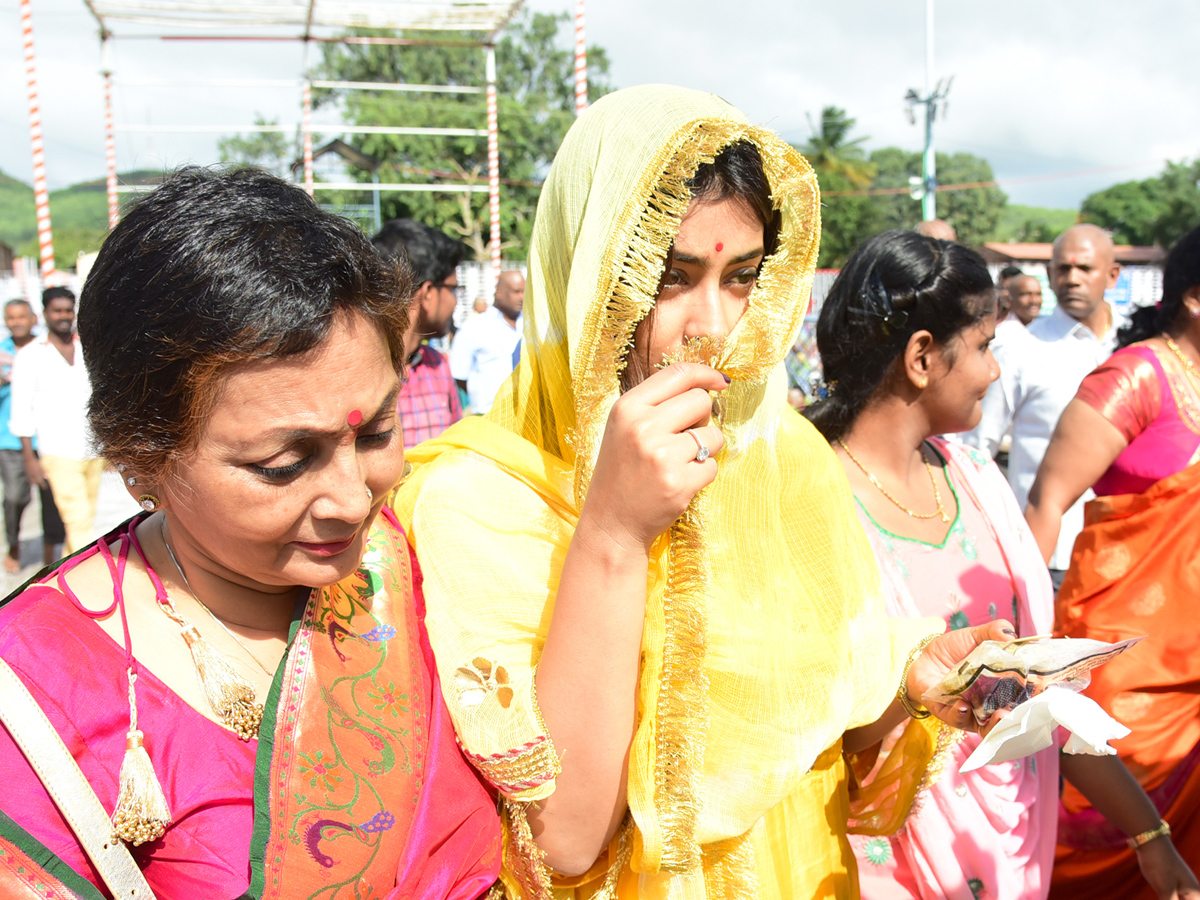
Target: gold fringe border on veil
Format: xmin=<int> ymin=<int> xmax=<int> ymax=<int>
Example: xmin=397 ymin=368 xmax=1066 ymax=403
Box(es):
xmin=564 ymin=117 xmax=820 ymax=880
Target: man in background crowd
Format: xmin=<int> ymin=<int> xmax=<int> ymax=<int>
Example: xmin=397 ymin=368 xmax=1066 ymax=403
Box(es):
xmin=0 ymin=299 xmax=64 ymax=572
xmin=451 ymin=269 xmax=525 ymax=415
xmin=372 ymin=218 xmax=466 ymax=449
xmin=9 ymin=287 xmax=104 ymax=554
xmin=964 ymin=224 xmax=1121 ymax=587
xmin=915 ymin=218 xmax=957 ymax=241
xmin=1007 ymin=274 xmax=1044 ymax=326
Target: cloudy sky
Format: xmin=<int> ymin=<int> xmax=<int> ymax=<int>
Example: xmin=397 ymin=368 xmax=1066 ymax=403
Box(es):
xmin=2 ymin=0 xmax=1198 ymax=209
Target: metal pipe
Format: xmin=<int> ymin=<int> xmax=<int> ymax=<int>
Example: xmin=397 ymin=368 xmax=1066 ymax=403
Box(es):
xmin=574 ymin=0 xmax=587 ymax=115
xmin=486 ymin=44 xmax=501 ymax=291
xmin=922 ymin=0 xmax=937 ymax=221
xmin=20 ymin=0 xmax=55 ymax=279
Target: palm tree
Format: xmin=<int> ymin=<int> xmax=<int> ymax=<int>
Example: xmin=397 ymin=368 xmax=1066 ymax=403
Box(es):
xmin=801 ymin=106 xmax=876 ymax=189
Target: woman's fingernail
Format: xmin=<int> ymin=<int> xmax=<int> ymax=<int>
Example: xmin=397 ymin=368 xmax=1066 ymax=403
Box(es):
xmin=1002 ymin=628 xmax=1017 ymax=637
xmin=722 ymin=373 xmax=731 ymax=384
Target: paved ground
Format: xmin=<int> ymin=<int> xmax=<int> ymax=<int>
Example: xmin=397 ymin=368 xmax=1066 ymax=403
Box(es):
xmin=0 ymin=468 xmax=141 ymax=595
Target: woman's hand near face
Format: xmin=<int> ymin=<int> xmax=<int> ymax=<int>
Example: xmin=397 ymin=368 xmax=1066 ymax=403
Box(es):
xmin=529 ymin=362 xmax=728 ymax=875
xmin=584 ymin=362 xmax=729 ymax=552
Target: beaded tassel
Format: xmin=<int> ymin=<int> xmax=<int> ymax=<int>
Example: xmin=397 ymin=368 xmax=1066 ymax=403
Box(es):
xmin=111 ymin=669 xmax=172 ymax=845
xmin=180 ymin=624 xmax=263 ymax=741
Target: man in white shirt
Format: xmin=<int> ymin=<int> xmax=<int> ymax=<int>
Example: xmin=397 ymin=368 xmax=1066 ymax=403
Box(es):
xmin=963 ymin=224 xmax=1121 ymax=587
xmin=1007 ymin=274 xmax=1044 ymax=327
xmin=451 ymin=270 xmax=525 ymax=414
xmin=9 ymin=287 xmax=105 ymax=553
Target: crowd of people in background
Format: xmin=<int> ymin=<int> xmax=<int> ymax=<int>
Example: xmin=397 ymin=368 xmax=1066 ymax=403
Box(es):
xmin=0 ymin=81 xmax=1198 ymax=900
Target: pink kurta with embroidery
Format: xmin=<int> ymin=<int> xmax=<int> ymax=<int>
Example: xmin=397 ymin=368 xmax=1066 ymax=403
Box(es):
xmin=849 ymin=439 xmax=1060 ymax=900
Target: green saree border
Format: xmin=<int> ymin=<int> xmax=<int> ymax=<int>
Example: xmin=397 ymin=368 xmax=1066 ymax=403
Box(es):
xmin=0 ymin=811 xmax=106 ymax=900
xmin=239 ymin=593 xmax=310 ymax=900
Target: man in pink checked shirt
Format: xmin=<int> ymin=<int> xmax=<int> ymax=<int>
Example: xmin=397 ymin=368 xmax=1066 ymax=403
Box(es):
xmin=372 ymin=219 xmax=466 ymax=448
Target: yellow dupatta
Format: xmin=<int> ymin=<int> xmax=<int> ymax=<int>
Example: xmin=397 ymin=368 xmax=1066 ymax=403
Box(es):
xmin=391 ymin=85 xmax=940 ymax=899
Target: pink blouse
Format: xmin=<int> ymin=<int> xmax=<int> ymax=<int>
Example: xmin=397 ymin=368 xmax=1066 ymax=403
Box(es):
xmin=1076 ymin=343 xmax=1200 ymax=497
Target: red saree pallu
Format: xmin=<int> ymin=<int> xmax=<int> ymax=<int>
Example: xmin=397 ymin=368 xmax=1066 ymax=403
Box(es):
xmin=1051 ymin=462 xmax=1200 ymax=900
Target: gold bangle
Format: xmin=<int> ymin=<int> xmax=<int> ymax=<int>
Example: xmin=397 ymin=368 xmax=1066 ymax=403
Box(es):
xmin=1127 ymin=819 xmax=1171 ymax=850
xmin=897 ymin=634 xmax=938 ymax=719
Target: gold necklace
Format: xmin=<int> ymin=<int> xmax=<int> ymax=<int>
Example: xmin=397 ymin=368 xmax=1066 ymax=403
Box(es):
xmin=160 ymin=520 xmax=275 ymax=678
xmin=839 ymin=440 xmax=951 ymax=523
xmin=1165 ymin=336 xmax=1200 ymax=384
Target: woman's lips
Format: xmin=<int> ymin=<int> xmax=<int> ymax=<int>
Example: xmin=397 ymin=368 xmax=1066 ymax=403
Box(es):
xmin=294 ymin=536 xmax=356 ymax=557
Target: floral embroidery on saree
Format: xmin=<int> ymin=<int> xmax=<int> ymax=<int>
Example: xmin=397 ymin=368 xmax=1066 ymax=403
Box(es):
xmin=250 ymin=520 xmax=426 ymax=900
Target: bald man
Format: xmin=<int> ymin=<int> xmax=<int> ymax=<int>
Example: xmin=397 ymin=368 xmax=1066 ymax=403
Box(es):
xmin=1007 ymin=275 xmax=1044 ymax=326
xmin=451 ymin=270 xmax=525 ymax=414
xmin=915 ymin=218 xmax=957 ymax=241
xmin=964 ymin=224 xmax=1122 ymax=587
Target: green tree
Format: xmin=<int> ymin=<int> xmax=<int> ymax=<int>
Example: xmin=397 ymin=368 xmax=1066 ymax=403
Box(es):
xmin=1079 ymin=177 xmax=1167 ymax=245
xmin=799 ymin=108 xmax=878 ymax=267
xmin=217 ymin=116 xmax=291 ymax=176
xmin=802 ymin=107 xmax=876 ymax=188
xmin=1154 ymin=160 xmax=1200 ymax=247
xmin=1080 ymin=159 xmax=1200 ymax=248
xmin=312 ymin=11 xmax=612 ymax=259
xmin=867 ymin=148 xmax=1007 ymax=249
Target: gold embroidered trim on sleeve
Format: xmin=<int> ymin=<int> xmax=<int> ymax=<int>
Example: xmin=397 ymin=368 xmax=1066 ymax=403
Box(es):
xmin=461 ymin=735 xmax=562 ymax=798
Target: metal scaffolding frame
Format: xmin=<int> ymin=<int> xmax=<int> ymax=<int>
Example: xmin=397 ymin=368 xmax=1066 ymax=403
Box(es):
xmin=24 ymin=0 xmax=539 ymax=279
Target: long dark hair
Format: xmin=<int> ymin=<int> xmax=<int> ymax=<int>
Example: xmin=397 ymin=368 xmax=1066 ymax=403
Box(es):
xmin=804 ymin=230 xmax=994 ymax=442
xmin=1117 ymin=224 xmax=1200 ymax=349
xmin=621 ymin=141 xmax=780 ymax=390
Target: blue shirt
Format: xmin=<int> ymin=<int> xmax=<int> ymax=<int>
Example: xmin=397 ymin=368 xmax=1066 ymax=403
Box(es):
xmin=0 ymin=337 xmax=20 ymax=451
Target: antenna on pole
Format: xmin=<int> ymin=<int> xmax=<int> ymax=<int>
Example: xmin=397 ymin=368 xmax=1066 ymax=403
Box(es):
xmin=905 ymin=0 xmax=951 ymax=221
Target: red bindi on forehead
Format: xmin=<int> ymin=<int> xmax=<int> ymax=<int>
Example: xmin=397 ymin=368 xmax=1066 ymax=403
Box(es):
xmin=715 ymin=242 xmax=724 ymax=252
xmin=347 ymin=409 xmax=363 ymax=427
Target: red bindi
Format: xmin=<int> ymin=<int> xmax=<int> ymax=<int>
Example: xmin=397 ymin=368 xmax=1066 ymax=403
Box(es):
xmin=347 ymin=409 xmax=363 ymax=427
xmin=715 ymin=242 xmax=724 ymax=252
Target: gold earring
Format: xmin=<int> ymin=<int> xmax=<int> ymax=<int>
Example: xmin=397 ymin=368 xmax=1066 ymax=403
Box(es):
xmin=918 ymin=378 xmax=928 ymax=389
xmin=138 ymin=494 xmax=160 ymax=512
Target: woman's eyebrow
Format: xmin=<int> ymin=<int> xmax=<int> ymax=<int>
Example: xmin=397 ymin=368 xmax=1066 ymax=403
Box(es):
xmin=673 ymin=247 xmax=765 ymax=266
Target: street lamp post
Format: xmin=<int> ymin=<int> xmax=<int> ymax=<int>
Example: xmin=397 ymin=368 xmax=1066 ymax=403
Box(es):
xmin=905 ymin=0 xmax=951 ymax=221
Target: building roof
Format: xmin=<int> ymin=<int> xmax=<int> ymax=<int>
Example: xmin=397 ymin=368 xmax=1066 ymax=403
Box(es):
xmin=981 ymin=242 xmax=1167 ymax=265
xmin=82 ymin=0 xmax=525 ymax=38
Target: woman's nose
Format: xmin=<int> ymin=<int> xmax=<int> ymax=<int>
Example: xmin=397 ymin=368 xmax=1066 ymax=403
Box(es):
xmin=684 ymin=278 xmax=730 ymax=340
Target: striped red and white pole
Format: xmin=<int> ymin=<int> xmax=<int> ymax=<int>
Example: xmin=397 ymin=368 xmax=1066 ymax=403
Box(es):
xmin=103 ymin=67 xmax=119 ymax=228
xmin=302 ymin=79 xmax=314 ymax=196
xmin=486 ymin=45 xmax=501 ymax=291
xmin=21 ymin=0 xmax=55 ymax=280
xmin=574 ymin=0 xmax=588 ymax=116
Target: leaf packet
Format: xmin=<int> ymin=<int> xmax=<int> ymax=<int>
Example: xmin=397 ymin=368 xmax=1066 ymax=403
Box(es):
xmin=922 ymin=636 xmax=1143 ymax=726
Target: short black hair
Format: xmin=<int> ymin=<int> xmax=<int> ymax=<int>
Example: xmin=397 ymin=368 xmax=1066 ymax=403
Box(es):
xmin=372 ymin=219 xmax=466 ymax=286
xmin=42 ymin=286 xmax=75 ymax=308
xmin=78 ymin=166 xmax=411 ymax=483
xmin=998 ymin=265 xmax=1023 ymax=282
xmin=805 ymin=230 xmax=995 ymax=442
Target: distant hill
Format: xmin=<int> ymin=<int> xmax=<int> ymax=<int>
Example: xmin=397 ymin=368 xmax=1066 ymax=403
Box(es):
xmin=0 ymin=169 xmax=164 ymax=269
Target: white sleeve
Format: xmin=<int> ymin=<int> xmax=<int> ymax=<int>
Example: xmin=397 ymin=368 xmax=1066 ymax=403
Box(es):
xmin=449 ymin=321 xmax=476 ymax=381
xmin=962 ymin=340 xmax=1021 ymax=456
xmin=7 ymin=348 xmax=36 ymax=440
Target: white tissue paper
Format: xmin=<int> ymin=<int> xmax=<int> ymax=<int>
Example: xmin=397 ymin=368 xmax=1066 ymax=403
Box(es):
xmin=959 ymin=685 xmax=1131 ymax=773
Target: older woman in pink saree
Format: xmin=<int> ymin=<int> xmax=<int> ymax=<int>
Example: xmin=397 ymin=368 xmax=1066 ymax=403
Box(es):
xmin=0 ymin=168 xmax=500 ymax=900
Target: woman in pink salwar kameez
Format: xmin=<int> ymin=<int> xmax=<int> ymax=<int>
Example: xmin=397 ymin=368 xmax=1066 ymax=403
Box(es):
xmin=805 ymin=230 xmax=1196 ymax=900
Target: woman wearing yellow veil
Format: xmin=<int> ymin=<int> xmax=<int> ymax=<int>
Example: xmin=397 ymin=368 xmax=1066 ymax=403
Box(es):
xmin=392 ymin=85 xmax=1011 ymax=899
